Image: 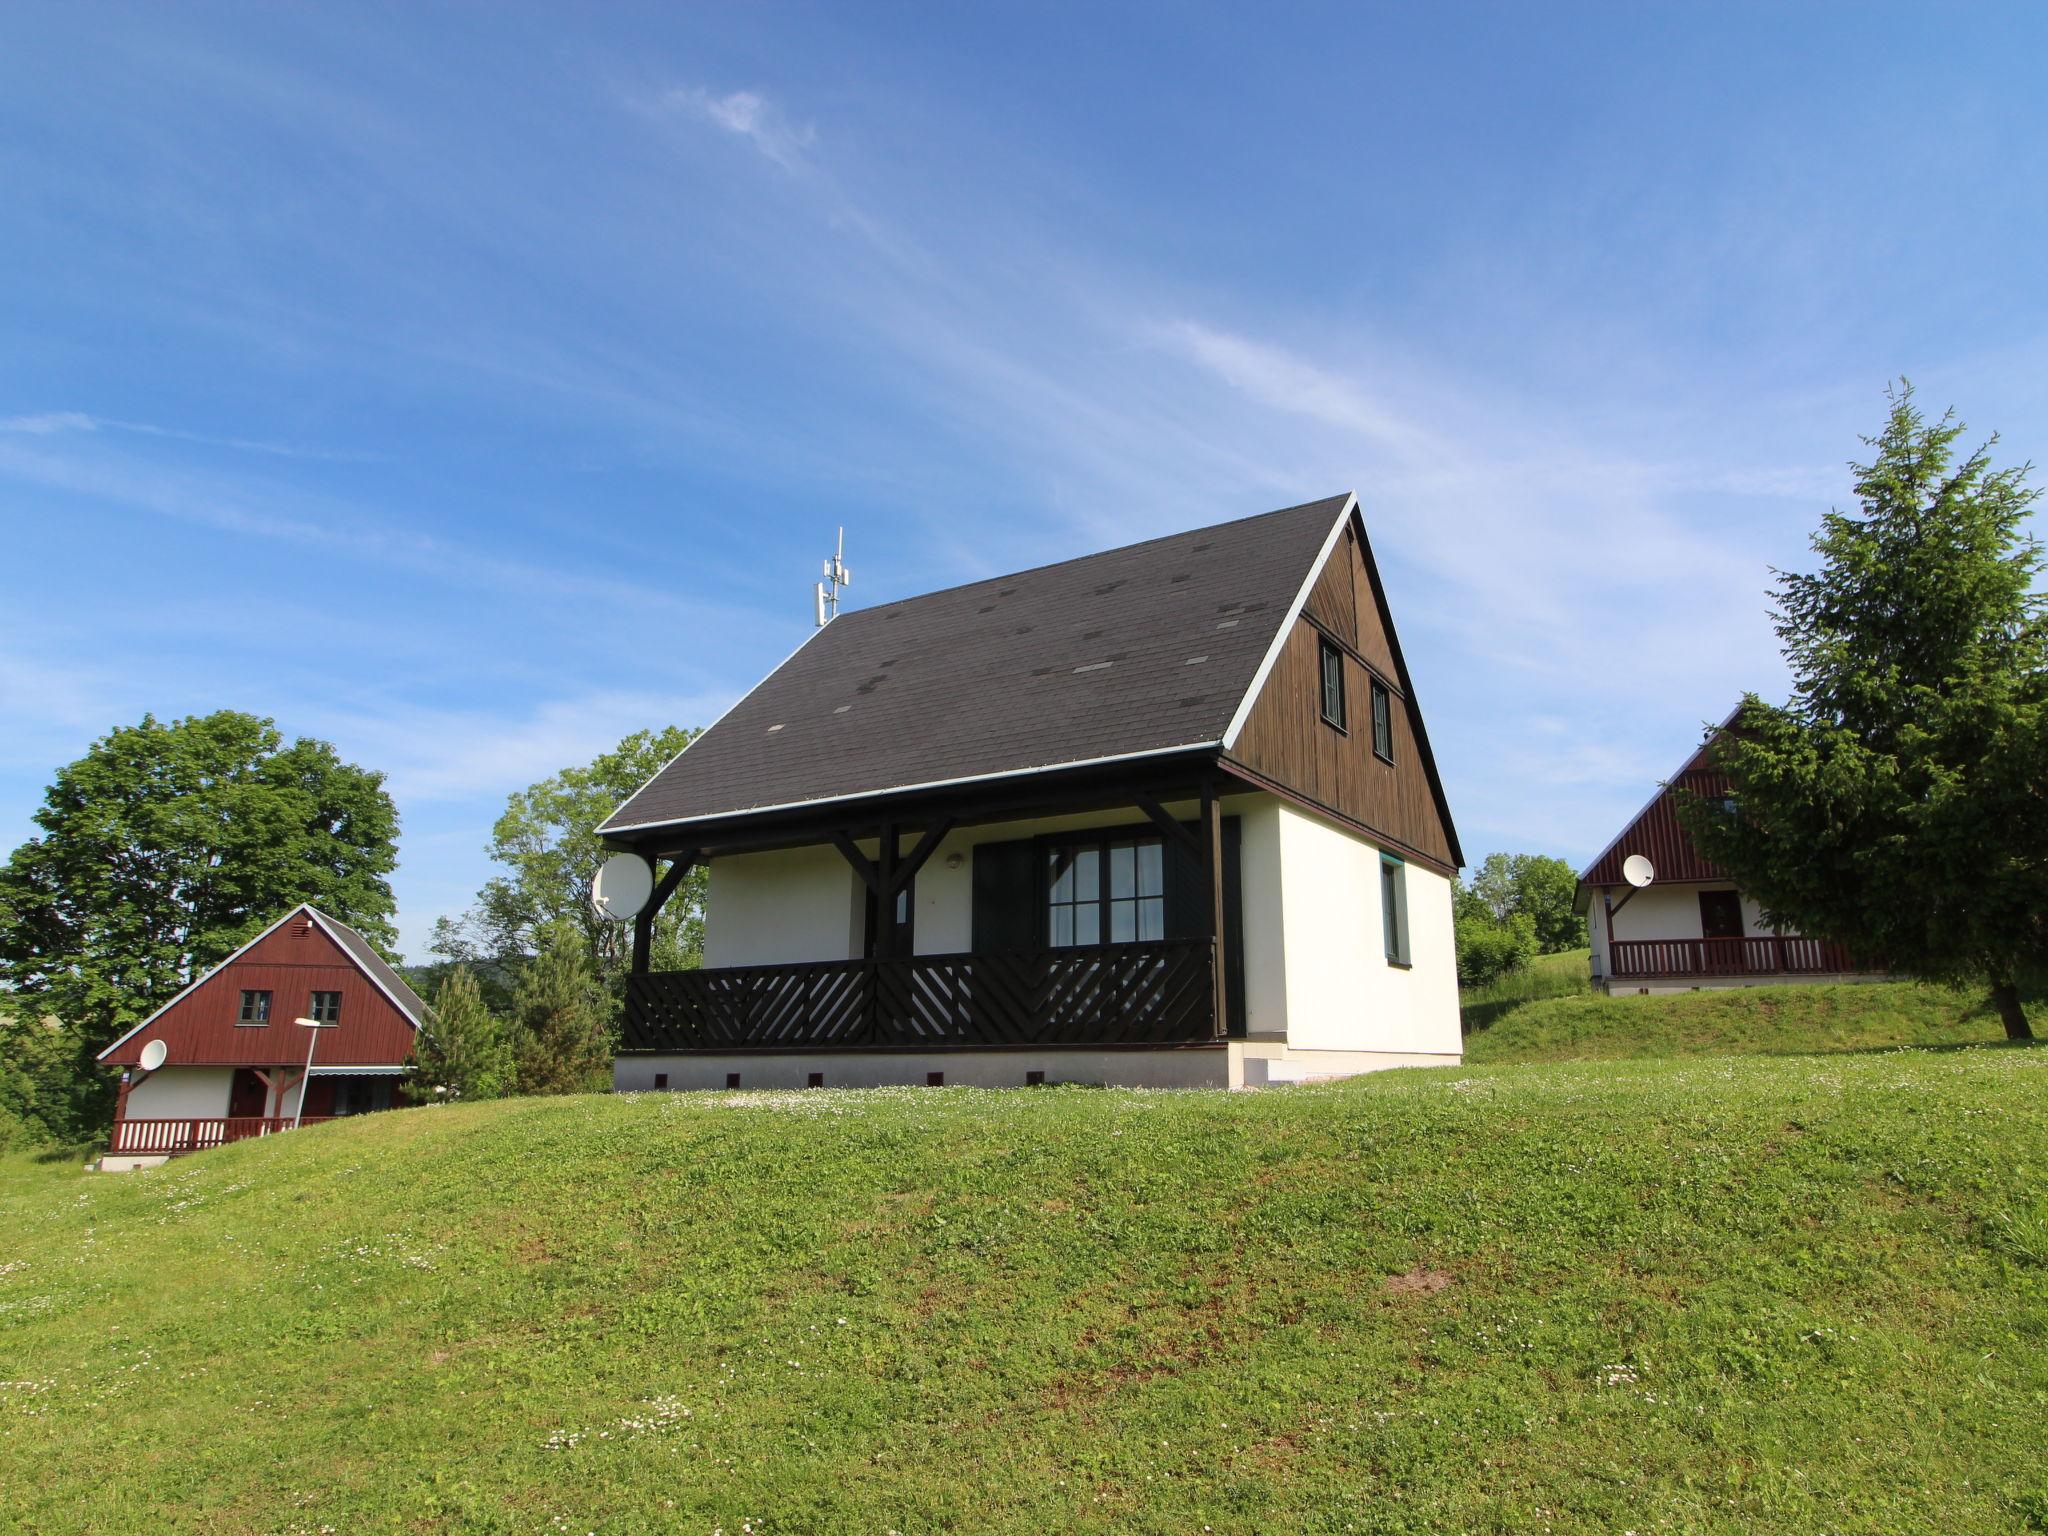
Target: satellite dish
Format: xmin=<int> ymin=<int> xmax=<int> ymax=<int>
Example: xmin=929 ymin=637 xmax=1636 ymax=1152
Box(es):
xmin=1622 ymin=854 xmax=1656 ymax=889
xmin=591 ymin=853 xmax=656 ymax=921
xmin=138 ymin=1039 xmax=168 ymax=1072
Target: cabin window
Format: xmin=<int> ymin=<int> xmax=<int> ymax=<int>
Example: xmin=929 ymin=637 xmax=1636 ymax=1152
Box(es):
xmin=1318 ymin=639 xmax=1346 ymax=730
xmin=307 ymin=990 xmax=342 ymax=1024
xmin=330 ymin=1078 xmax=391 ymax=1116
xmin=1047 ymin=836 xmax=1165 ymax=946
xmin=1381 ymin=854 xmax=1410 ymax=966
xmin=237 ymin=989 xmax=271 ymax=1025
xmin=1371 ymin=680 xmax=1394 ymax=763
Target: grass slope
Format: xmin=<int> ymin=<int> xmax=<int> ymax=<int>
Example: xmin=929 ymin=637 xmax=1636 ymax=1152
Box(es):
xmin=1468 ymin=976 xmax=2034 ymax=1065
xmin=1459 ymin=949 xmax=1593 ymax=1035
xmin=4 ymin=1051 xmax=2047 ymax=1532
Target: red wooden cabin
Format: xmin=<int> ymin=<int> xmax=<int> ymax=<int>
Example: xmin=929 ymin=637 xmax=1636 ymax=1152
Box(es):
xmin=96 ymin=904 xmax=427 ymax=1169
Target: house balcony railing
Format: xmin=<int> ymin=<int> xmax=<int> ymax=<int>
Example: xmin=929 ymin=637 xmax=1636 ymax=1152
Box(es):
xmin=1609 ymin=936 xmax=1859 ymax=980
xmin=622 ymin=938 xmax=1221 ymax=1052
xmin=108 ymin=1116 xmax=336 ymax=1157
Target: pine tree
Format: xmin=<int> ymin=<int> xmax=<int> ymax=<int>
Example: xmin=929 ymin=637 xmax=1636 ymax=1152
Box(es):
xmin=406 ymin=966 xmax=515 ymax=1103
xmin=509 ymin=924 xmax=615 ymax=1094
xmin=1683 ymin=384 xmax=2047 ymax=1039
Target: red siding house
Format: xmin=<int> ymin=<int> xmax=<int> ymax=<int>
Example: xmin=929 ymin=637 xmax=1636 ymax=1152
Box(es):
xmin=1576 ymin=713 xmax=1881 ymax=993
xmin=95 ymin=904 xmax=427 ymax=1170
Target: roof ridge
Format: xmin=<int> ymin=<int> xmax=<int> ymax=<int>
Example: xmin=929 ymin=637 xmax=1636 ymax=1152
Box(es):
xmin=827 ymin=493 xmax=1352 ymax=622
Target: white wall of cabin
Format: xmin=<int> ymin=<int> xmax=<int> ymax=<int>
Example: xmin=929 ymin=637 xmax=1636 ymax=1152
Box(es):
xmin=1269 ymin=801 xmax=1460 ymax=1056
xmin=702 ymin=843 xmax=867 ymax=966
xmin=123 ymin=1066 xmax=233 ymax=1120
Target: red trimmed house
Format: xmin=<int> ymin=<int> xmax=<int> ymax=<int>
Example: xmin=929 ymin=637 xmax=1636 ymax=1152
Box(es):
xmin=96 ymin=904 xmax=427 ymax=1170
xmin=1576 ymin=713 xmax=1882 ymax=994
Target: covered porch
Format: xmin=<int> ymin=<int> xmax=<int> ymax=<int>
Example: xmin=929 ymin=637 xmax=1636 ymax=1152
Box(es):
xmin=613 ymin=754 xmax=1250 ymax=1066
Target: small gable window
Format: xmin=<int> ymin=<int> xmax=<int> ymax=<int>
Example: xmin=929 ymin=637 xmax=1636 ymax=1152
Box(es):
xmin=237 ymin=989 xmax=271 ymax=1025
xmin=1318 ymin=639 xmax=1346 ymax=730
xmin=1370 ymin=680 xmax=1394 ymax=763
xmin=307 ymin=991 xmax=343 ymax=1024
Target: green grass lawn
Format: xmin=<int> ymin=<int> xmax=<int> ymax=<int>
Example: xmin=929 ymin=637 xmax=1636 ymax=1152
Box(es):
xmin=3 ymin=1049 xmax=2046 ymax=1533
xmin=1458 ymin=948 xmax=1593 ymax=1035
xmin=1467 ymin=973 xmax=2036 ymax=1065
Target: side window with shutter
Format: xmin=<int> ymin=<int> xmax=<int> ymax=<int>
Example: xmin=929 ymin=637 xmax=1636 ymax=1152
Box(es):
xmin=971 ymin=838 xmax=1038 ymax=954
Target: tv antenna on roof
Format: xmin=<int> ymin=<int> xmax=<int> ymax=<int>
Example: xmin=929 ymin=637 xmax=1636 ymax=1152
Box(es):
xmin=815 ymin=527 xmax=851 ymax=628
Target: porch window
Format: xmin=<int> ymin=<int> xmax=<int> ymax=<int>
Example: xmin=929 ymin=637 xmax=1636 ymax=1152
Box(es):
xmin=237 ymin=989 xmax=271 ymax=1025
xmin=1381 ymin=854 xmax=1410 ymax=965
xmin=1318 ymin=639 xmax=1346 ymax=730
xmin=307 ymin=990 xmax=342 ymax=1024
xmin=1046 ymin=836 xmax=1165 ymax=947
xmin=1371 ymin=680 xmax=1394 ymax=763
xmin=330 ymin=1078 xmax=392 ymax=1116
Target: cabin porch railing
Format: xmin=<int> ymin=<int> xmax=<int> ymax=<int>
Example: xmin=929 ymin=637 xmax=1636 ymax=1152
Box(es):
xmin=622 ymin=938 xmax=1221 ymax=1052
xmin=108 ymin=1116 xmax=337 ymax=1156
xmin=1609 ymin=936 xmax=1858 ymax=980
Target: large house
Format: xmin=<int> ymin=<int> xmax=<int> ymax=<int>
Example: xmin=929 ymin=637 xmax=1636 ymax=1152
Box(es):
xmin=96 ymin=904 xmax=426 ymax=1170
xmin=599 ymin=494 xmax=1464 ymax=1091
xmin=1577 ymin=715 xmax=1880 ymax=993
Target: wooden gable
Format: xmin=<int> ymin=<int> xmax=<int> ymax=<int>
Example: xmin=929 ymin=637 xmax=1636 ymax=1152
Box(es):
xmin=99 ymin=909 xmax=420 ymax=1069
xmin=1579 ymin=734 xmax=1734 ymax=888
xmin=1224 ymin=512 xmax=1462 ymax=873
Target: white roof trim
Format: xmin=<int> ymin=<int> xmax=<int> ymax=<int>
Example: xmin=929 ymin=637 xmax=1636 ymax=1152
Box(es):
xmin=598 ymin=740 xmax=1225 ymax=836
xmin=1220 ymin=494 xmax=1357 ymax=753
xmin=303 ymin=908 xmax=430 ymax=1034
xmin=308 ymin=1064 xmax=409 ymax=1076
xmin=600 ymin=621 xmax=831 ymax=838
xmin=96 ymin=904 xmax=424 ymax=1062
xmin=96 ymin=906 xmax=308 ymax=1062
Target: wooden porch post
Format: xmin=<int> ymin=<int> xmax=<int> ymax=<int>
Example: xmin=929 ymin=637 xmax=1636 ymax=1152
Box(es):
xmin=631 ymin=854 xmax=699 ymax=975
xmin=1201 ymin=777 xmax=1228 ymax=1039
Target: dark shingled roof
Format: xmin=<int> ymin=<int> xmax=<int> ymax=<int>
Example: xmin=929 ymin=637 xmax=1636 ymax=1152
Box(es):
xmin=603 ymin=495 xmax=1353 ymax=835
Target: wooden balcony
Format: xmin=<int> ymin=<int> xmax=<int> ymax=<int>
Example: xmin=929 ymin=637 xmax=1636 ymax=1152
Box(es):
xmin=108 ymin=1116 xmax=336 ymax=1157
xmin=1610 ymin=935 xmax=1858 ymax=980
xmin=622 ymin=938 xmax=1221 ymax=1052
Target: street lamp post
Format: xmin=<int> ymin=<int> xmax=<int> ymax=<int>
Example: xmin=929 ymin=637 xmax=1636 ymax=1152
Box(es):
xmin=290 ymin=1015 xmax=335 ymax=1130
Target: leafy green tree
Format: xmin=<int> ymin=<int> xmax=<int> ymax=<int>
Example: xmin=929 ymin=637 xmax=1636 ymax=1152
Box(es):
xmin=510 ymin=924 xmax=614 ymax=1094
xmin=433 ymin=726 xmax=704 ymax=983
xmin=1682 ymin=385 xmax=2046 ymax=1040
xmin=0 ymin=712 xmax=399 ymax=1137
xmin=1453 ymin=876 xmax=1539 ymax=987
xmin=405 ymin=966 xmax=516 ymax=1104
xmin=1466 ymin=852 xmax=1587 ymax=953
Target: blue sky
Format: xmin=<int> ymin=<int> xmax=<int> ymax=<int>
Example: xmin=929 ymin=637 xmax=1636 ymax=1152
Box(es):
xmin=3 ymin=3 xmax=2044 ymax=959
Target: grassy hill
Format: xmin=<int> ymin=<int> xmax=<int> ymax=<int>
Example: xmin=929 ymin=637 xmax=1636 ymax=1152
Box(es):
xmin=4 ymin=1049 xmax=2046 ymax=1533
xmin=1466 ymin=969 xmax=2036 ymax=1065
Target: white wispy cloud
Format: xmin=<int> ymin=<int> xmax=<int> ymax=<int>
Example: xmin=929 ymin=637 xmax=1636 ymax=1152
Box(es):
xmin=0 ymin=408 xmax=368 ymax=461
xmin=648 ymin=86 xmax=816 ymax=171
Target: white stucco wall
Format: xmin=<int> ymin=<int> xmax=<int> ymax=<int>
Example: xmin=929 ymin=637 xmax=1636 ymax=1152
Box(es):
xmin=123 ymin=1067 xmax=233 ymax=1120
xmin=702 ymin=843 xmax=866 ymax=966
xmin=1268 ymin=802 xmax=1461 ymax=1056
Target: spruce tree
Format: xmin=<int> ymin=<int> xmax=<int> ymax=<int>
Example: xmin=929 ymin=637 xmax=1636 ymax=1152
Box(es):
xmin=406 ymin=966 xmax=515 ymax=1103
xmin=1683 ymin=385 xmax=2046 ymax=1039
xmin=510 ymin=924 xmax=614 ymax=1094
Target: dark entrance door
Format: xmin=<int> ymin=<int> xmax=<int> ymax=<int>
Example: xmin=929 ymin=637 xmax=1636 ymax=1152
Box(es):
xmin=227 ymin=1068 xmax=268 ymax=1119
xmin=1698 ymin=890 xmax=1744 ymax=940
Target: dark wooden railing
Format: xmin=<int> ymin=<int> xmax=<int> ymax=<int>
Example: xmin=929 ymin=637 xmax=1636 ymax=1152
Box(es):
xmin=1610 ymin=936 xmax=1857 ymax=980
xmin=622 ymin=939 xmax=1220 ymax=1052
xmin=109 ymin=1116 xmax=336 ymax=1156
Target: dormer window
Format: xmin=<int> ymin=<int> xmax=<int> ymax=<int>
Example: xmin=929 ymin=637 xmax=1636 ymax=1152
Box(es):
xmin=1318 ymin=639 xmax=1346 ymax=730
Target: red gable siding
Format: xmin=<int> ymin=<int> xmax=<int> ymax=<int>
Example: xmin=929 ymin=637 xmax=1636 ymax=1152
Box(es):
xmin=101 ymin=916 xmax=417 ymax=1068
xmin=1580 ymin=738 xmax=1734 ymax=888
